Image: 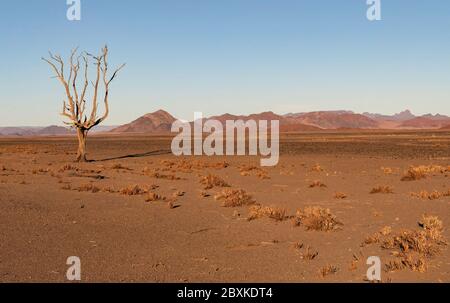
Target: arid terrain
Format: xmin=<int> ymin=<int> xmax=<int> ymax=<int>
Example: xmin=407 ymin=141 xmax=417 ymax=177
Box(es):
xmin=0 ymin=130 xmax=449 ymax=282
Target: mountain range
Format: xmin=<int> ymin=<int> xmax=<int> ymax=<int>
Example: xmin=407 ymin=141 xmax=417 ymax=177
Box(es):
xmin=1 ymin=109 xmax=450 ymax=136
xmin=107 ymin=109 xmax=450 ymax=134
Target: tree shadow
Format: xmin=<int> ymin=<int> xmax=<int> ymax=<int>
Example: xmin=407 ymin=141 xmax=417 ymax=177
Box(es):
xmin=94 ymin=149 xmax=172 ymax=162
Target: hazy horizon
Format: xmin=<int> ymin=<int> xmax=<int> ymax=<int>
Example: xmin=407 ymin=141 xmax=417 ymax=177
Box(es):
xmin=1 ymin=0 xmax=450 ymax=126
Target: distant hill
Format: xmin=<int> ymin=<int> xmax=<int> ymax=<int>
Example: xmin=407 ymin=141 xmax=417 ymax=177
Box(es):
xmin=35 ymin=125 xmax=75 ymax=136
xmin=0 ymin=125 xmax=117 ymax=136
xmin=363 ymin=110 xmax=415 ymax=122
xmin=286 ymin=111 xmax=379 ymax=129
xmin=399 ymin=117 xmax=450 ymax=129
xmin=110 ymin=110 xmax=177 ymax=133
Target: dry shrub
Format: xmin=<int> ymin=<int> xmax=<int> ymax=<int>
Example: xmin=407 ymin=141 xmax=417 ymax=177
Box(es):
xmin=365 ymin=215 xmax=446 ymax=273
xmin=146 ymin=192 xmax=164 ymax=202
xmin=334 ymin=192 xmax=347 ymax=199
xmin=370 ymin=186 xmax=394 ymax=194
xmin=411 ymin=190 xmax=450 ymax=200
xmin=200 ymin=191 xmax=210 ymax=198
xmin=77 ymin=183 xmax=100 ymax=193
xmin=309 ymin=180 xmax=327 ymax=188
xmin=160 ymin=159 xmax=229 ymax=172
xmin=120 ymin=185 xmax=147 ymax=195
xmin=362 ymin=226 xmax=392 ymax=246
xmin=255 ymin=170 xmax=270 ymax=180
xmin=293 ymin=207 xmax=342 ymax=231
xmin=385 ymin=256 xmax=427 ymax=273
xmin=294 ymin=243 xmax=318 ymax=261
xmin=311 ymin=164 xmax=323 ymax=172
xmin=149 ymin=172 xmax=181 ymax=181
xmin=381 ymin=167 xmax=394 ymax=174
xmin=59 ymin=164 xmax=77 ymax=172
xmin=400 ymin=165 xmax=446 ymax=181
xmin=102 ymin=186 xmax=117 ymax=193
xmin=173 ymin=191 xmax=185 ymax=197
xmin=33 ymin=168 xmax=51 ymax=175
xmin=238 ymin=165 xmax=270 ymax=179
xmin=247 ymin=205 xmax=287 ymax=221
xmin=200 ymin=174 xmax=230 ymax=190
xmin=319 ymin=265 xmax=338 ymax=278
xmin=61 ymin=184 xmax=72 ymax=190
xmin=214 ymin=189 xmax=255 ymax=207
xmin=167 ymin=200 xmax=175 ymax=209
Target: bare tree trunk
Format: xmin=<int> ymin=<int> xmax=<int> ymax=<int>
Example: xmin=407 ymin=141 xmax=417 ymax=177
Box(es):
xmin=76 ymin=128 xmax=88 ymax=162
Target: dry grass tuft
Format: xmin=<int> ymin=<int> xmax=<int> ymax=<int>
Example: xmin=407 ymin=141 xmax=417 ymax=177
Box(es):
xmin=214 ymin=189 xmax=255 ymax=207
xmin=370 ymin=186 xmax=394 ymax=194
xmin=146 ymin=192 xmax=164 ymax=202
xmin=381 ymin=167 xmax=394 ymax=175
xmin=319 ymin=265 xmax=338 ymax=278
xmin=334 ymin=192 xmax=347 ymax=199
xmin=200 ymin=191 xmax=210 ymax=198
xmin=59 ymin=164 xmax=78 ymax=172
xmin=294 ymin=243 xmax=319 ymax=261
xmin=149 ymin=172 xmax=182 ymax=181
xmin=309 ymin=180 xmax=327 ymax=188
xmin=411 ymin=190 xmax=450 ymax=200
xmin=400 ymin=165 xmax=446 ymax=181
xmin=293 ymin=207 xmax=342 ymax=231
xmin=311 ymin=164 xmax=323 ymax=172
xmin=61 ymin=184 xmax=72 ymax=190
xmin=247 ymin=205 xmax=288 ymax=221
xmin=200 ymin=174 xmax=230 ymax=190
xmin=238 ymin=165 xmax=270 ymax=179
xmin=173 ymin=191 xmax=185 ymax=197
xmin=120 ymin=185 xmax=147 ymax=196
xmin=364 ymin=215 xmax=446 ymax=273
xmin=76 ymin=183 xmax=100 ymax=193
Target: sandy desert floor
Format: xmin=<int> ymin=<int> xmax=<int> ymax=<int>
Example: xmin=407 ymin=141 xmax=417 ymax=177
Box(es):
xmin=0 ymin=131 xmax=449 ymax=282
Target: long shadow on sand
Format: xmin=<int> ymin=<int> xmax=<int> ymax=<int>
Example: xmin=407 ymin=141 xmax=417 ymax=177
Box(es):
xmin=95 ymin=149 xmax=172 ymax=162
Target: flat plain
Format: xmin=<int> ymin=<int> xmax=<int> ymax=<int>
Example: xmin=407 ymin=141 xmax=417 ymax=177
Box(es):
xmin=0 ymin=130 xmax=449 ymax=282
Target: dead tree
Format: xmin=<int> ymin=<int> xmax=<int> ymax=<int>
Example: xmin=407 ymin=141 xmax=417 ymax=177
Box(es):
xmin=42 ymin=46 xmax=125 ymax=162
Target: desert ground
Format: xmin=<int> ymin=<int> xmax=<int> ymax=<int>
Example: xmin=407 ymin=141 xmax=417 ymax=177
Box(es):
xmin=0 ymin=130 xmax=449 ymax=282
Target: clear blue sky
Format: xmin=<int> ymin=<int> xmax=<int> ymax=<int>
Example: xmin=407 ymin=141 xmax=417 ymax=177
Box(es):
xmin=0 ymin=0 xmax=449 ymax=126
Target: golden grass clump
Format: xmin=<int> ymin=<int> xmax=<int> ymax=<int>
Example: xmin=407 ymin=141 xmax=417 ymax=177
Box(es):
xmin=77 ymin=183 xmax=100 ymax=193
xmin=381 ymin=167 xmax=394 ymax=175
xmin=160 ymin=159 xmax=229 ymax=172
xmin=149 ymin=172 xmax=182 ymax=181
xmin=238 ymin=165 xmax=270 ymax=179
xmin=370 ymin=186 xmax=394 ymax=194
xmin=400 ymin=165 xmax=446 ymax=181
xmin=364 ymin=215 xmax=446 ymax=273
xmin=293 ymin=207 xmax=342 ymax=232
xmin=310 ymin=164 xmax=323 ymax=172
xmin=145 ymin=192 xmax=164 ymax=202
xmin=214 ymin=189 xmax=255 ymax=207
xmin=200 ymin=174 xmax=230 ymax=190
xmin=411 ymin=190 xmax=450 ymax=200
xmin=334 ymin=192 xmax=347 ymax=199
xmin=120 ymin=185 xmax=147 ymax=196
xmin=309 ymin=180 xmax=327 ymax=188
xmin=319 ymin=265 xmax=338 ymax=278
xmin=294 ymin=243 xmax=319 ymax=261
xmin=247 ymin=205 xmax=287 ymax=221
xmin=59 ymin=164 xmax=78 ymax=172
